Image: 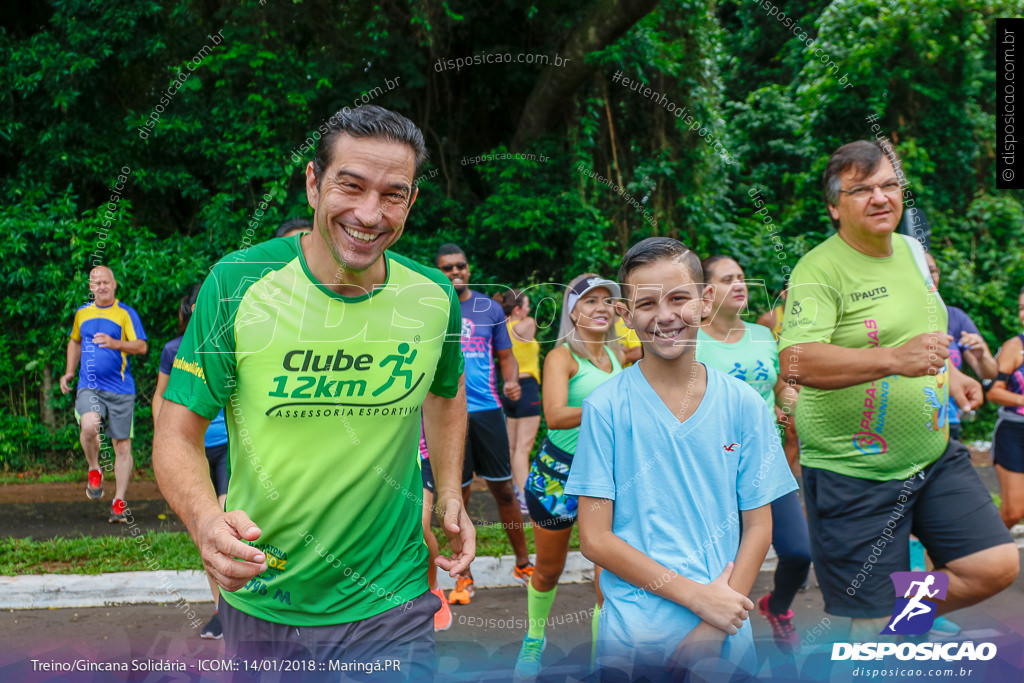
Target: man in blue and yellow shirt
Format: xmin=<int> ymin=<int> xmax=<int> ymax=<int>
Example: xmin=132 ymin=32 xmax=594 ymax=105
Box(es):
xmin=60 ymin=266 xmax=147 ymax=522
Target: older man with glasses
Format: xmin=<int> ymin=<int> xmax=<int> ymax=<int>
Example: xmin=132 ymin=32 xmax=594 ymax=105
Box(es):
xmin=778 ymin=139 xmax=1018 ymax=642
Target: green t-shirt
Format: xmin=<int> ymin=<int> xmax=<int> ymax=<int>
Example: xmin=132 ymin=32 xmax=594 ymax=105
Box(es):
xmin=695 ymin=322 xmax=778 ymax=407
xmin=164 ymin=236 xmax=464 ymax=626
xmin=778 ymin=234 xmax=949 ymax=481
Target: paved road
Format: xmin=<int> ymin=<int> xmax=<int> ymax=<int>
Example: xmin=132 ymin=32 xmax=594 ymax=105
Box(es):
xmin=3 ymin=563 xmax=1024 ymax=682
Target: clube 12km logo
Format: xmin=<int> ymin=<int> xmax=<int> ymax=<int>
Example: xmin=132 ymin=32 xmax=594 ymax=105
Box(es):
xmin=832 ymin=572 xmax=997 ymax=662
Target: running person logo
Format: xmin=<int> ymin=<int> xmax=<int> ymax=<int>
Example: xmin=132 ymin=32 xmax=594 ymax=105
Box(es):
xmin=882 ymin=571 xmax=949 ymax=635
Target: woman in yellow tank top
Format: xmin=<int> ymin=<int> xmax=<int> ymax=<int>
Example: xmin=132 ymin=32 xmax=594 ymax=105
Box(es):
xmin=500 ymin=289 xmax=542 ymax=514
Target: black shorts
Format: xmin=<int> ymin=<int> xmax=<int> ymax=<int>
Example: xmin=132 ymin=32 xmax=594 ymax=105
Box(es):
xmin=802 ymin=438 xmax=1012 ymax=618
xmin=993 ymin=417 xmax=1024 ymax=474
xmin=500 ymin=376 xmax=542 ymax=419
xmin=462 ymin=408 xmax=512 ymax=486
xmin=421 ymin=457 xmax=434 ymax=494
xmin=205 ymin=443 xmax=229 ymax=496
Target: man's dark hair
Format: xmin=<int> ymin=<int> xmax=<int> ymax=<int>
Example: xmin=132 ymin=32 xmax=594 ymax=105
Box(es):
xmin=822 ymin=140 xmax=904 ymax=228
xmin=435 ymin=243 xmax=466 ymax=265
xmin=618 ymin=237 xmax=702 ymax=298
xmin=312 ymin=105 xmax=427 ymax=188
xmin=274 ymin=217 xmax=313 ymax=239
xmin=177 ymin=284 xmax=203 ymax=334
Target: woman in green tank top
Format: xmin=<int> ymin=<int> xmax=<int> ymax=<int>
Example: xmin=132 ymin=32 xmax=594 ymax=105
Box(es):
xmin=514 ymin=273 xmax=624 ymax=680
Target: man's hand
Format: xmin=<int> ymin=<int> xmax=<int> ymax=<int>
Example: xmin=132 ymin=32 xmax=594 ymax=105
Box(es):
xmin=959 ymin=332 xmax=988 ymax=364
xmin=59 ymin=373 xmax=75 ymax=394
xmin=196 ymin=509 xmax=269 ymax=592
xmin=690 ymin=562 xmax=753 ymax=635
xmin=434 ymin=491 xmax=475 ymax=576
xmin=503 ymin=380 xmax=522 ymax=402
xmin=893 ymin=333 xmax=951 ymax=377
xmin=93 ymin=333 xmax=120 ymax=351
xmin=950 ymin=366 xmax=983 ymax=411
xmin=667 ymin=621 xmax=727 ymax=673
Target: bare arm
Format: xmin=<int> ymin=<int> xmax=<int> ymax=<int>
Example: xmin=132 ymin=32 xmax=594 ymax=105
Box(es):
xmin=623 ymin=345 xmax=643 ymax=364
xmin=779 ymin=333 xmax=949 ymax=389
xmin=959 ymin=332 xmax=998 ymax=381
xmin=986 ymin=338 xmax=1024 ymax=407
xmin=542 ymin=347 xmax=582 ymax=430
xmin=577 ymin=496 xmax=753 ymax=634
xmin=153 ymin=401 xmax=267 ymax=591
xmin=60 ymin=339 xmax=81 ymax=394
xmin=730 ymin=505 xmax=773 ymax=598
xmin=94 ymin=333 xmax=147 ymax=355
xmin=511 ymin=317 xmax=537 ymax=342
xmin=495 ymin=347 xmax=521 ymax=401
xmin=772 ymin=376 xmax=798 ymax=417
xmin=422 ymin=377 xmax=475 ymax=576
xmin=152 ymin=372 xmax=170 ymax=425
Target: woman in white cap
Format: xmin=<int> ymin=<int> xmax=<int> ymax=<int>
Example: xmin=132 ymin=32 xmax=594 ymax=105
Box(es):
xmin=514 ymin=273 xmax=624 ymax=681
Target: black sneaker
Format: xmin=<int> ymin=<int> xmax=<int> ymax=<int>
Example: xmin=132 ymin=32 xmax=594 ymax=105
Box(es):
xmin=201 ymin=612 xmax=223 ymax=640
xmin=86 ymin=469 xmax=103 ymax=500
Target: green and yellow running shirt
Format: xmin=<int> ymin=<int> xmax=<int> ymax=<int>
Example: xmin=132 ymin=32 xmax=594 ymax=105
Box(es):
xmin=779 ymin=234 xmax=949 ymax=482
xmin=164 ymin=236 xmax=464 ymax=626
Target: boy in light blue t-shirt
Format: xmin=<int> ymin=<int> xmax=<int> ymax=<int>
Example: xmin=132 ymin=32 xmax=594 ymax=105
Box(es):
xmin=565 ymin=237 xmax=798 ymax=679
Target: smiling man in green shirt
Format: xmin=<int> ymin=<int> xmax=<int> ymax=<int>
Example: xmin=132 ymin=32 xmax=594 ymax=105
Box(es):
xmin=154 ymin=105 xmax=473 ymax=680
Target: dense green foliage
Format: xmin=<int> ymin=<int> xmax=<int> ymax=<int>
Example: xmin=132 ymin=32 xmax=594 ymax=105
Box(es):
xmin=2 ymin=0 xmax=1020 ymax=467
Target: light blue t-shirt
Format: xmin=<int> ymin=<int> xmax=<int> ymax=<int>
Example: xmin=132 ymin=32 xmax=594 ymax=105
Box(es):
xmin=564 ymin=363 xmax=798 ymax=671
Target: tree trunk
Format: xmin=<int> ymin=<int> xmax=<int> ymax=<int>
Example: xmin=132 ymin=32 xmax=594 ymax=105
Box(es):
xmin=511 ymin=0 xmax=660 ymax=149
xmin=41 ymin=364 xmax=56 ymax=430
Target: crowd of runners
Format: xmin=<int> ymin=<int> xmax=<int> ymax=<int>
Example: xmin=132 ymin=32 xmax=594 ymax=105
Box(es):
xmin=54 ymin=105 xmax=1024 ymax=681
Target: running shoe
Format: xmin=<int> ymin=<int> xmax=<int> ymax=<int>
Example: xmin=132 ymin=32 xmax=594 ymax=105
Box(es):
xmin=430 ymin=587 xmax=452 ymax=631
xmin=448 ymin=574 xmax=475 ymax=605
xmin=929 ymin=616 xmax=961 ymax=637
xmin=758 ymin=594 xmax=801 ymax=654
xmin=86 ymin=469 xmax=103 ymax=500
xmin=108 ymin=498 xmax=127 ymax=524
xmin=513 ymin=562 xmax=535 ymax=587
xmin=513 ymin=635 xmax=546 ymax=681
xmin=200 ymin=611 xmax=223 ymax=639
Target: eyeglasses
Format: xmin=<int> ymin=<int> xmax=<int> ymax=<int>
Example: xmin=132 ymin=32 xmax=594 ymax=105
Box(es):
xmin=439 ymin=262 xmax=468 ymax=272
xmin=838 ymin=181 xmax=902 ymax=200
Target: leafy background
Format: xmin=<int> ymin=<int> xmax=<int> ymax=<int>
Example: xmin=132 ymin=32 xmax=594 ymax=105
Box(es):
xmin=2 ymin=0 xmax=1021 ymax=468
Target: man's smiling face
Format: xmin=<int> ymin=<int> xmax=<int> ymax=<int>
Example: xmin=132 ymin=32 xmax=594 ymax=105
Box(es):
xmin=305 ymin=133 xmax=418 ymax=276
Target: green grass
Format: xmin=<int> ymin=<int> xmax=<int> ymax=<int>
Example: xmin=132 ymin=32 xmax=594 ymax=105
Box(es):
xmin=0 ymin=467 xmax=155 ymax=485
xmin=0 ymin=532 xmax=201 ymax=575
xmin=1 ymin=522 xmax=574 ymax=576
xmin=430 ymin=521 xmax=579 ymax=558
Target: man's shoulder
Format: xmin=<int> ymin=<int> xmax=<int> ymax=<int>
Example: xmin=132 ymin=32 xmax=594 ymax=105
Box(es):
xmin=206 ymin=237 xmax=301 ymax=292
xmin=466 ymin=290 xmax=503 ymax=317
xmin=112 ymin=300 xmax=143 ymax=317
xmin=387 ymin=251 xmax=455 ymax=295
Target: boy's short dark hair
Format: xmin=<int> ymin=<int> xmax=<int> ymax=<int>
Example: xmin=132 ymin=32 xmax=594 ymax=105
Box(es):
xmin=435 ymin=242 xmax=465 ymax=265
xmin=618 ymin=237 xmax=703 ymax=298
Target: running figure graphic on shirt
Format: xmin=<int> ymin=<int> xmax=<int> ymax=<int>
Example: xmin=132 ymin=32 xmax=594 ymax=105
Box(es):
xmin=372 ymin=343 xmax=418 ymax=397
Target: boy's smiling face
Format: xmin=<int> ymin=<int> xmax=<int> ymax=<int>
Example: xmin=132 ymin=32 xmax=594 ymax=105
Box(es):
xmin=618 ymin=259 xmax=711 ymax=361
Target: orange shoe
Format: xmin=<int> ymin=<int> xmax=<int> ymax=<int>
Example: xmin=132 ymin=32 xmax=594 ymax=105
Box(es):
xmin=430 ymin=588 xmax=452 ymax=631
xmin=513 ymin=561 xmax=534 ymax=587
xmin=448 ymin=574 xmax=475 ymax=605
